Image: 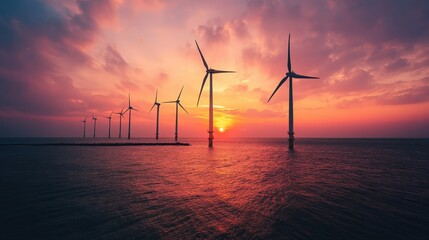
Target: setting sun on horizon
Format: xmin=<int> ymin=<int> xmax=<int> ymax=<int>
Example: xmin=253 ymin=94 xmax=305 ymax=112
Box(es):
xmin=0 ymin=0 xmax=428 ymax=138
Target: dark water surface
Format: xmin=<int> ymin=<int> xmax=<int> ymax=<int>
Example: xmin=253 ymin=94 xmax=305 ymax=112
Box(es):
xmin=1 ymin=138 xmax=428 ymax=239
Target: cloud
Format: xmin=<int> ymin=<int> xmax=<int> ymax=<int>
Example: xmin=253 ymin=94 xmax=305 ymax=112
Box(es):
xmin=228 ymin=19 xmax=250 ymax=39
xmin=0 ymin=0 xmax=122 ymax=116
xmin=232 ymin=108 xmax=286 ymax=119
xmin=126 ymin=0 xmax=166 ymax=11
xmin=378 ymin=77 xmax=429 ymax=105
xmin=198 ymin=18 xmax=231 ymax=44
xmin=224 ymin=83 xmax=249 ymax=93
xmin=328 ymin=69 xmax=376 ymax=93
xmin=153 ymin=72 xmax=169 ymax=86
xmin=104 ymin=45 xmax=128 ymax=74
xmin=383 ymin=58 xmax=410 ymax=72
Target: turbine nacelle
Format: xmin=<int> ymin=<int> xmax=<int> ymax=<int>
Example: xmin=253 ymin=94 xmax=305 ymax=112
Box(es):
xmin=150 ymin=89 xmax=161 ymax=113
xmin=207 ymin=69 xmax=236 ymax=74
xmin=164 ymin=86 xmax=189 ymax=114
xmin=115 ymin=108 xmax=125 ymax=118
xmin=124 ymin=93 xmax=139 ymax=113
xmin=124 ymin=106 xmax=138 ymax=113
xmin=285 ymin=71 xmax=319 ymax=79
xmin=105 ymin=112 xmax=113 ymax=120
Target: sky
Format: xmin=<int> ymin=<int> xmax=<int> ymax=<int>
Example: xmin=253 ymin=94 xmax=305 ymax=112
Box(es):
xmin=0 ymin=0 xmax=428 ymax=138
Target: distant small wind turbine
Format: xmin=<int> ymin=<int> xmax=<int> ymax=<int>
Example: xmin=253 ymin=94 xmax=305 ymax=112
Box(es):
xmin=164 ymin=86 xmax=188 ymax=142
xmin=124 ymin=93 xmax=138 ymax=140
xmin=82 ymin=116 xmax=87 ymax=138
xmin=115 ymin=108 xmax=125 ymax=139
xmin=195 ymin=40 xmax=235 ymax=147
xmin=268 ymin=34 xmax=319 ymax=150
xmin=149 ymin=89 xmax=161 ymax=140
xmin=92 ymin=113 xmax=97 ymax=139
xmin=105 ymin=112 xmax=113 ymax=138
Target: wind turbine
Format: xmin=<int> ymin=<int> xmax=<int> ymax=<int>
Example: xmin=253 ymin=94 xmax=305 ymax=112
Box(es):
xmin=164 ymin=86 xmax=188 ymax=142
xmin=149 ymin=89 xmax=161 ymax=140
xmin=92 ymin=113 xmax=97 ymax=139
xmin=124 ymin=93 xmax=138 ymax=140
xmin=115 ymin=108 xmax=125 ymax=139
xmin=267 ymin=34 xmax=319 ymax=150
xmin=195 ymin=40 xmax=235 ymax=147
xmin=105 ymin=112 xmax=113 ymax=138
xmin=82 ymin=116 xmax=87 ymax=138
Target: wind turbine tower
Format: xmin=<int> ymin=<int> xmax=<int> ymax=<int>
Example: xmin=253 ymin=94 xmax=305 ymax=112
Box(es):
xmin=164 ymin=86 xmax=188 ymax=142
xmin=92 ymin=114 xmax=97 ymax=139
xmin=82 ymin=116 xmax=87 ymax=138
xmin=195 ymin=40 xmax=235 ymax=147
xmin=105 ymin=112 xmax=113 ymax=138
xmin=149 ymin=89 xmax=161 ymax=140
xmin=124 ymin=93 xmax=138 ymax=140
xmin=115 ymin=108 xmax=125 ymax=139
xmin=268 ymin=34 xmax=319 ymax=150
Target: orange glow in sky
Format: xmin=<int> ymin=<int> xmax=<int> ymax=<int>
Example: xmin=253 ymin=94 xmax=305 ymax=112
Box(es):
xmin=0 ymin=0 xmax=428 ymax=138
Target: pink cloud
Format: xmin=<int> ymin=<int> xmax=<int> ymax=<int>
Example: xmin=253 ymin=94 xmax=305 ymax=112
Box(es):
xmin=198 ymin=18 xmax=231 ymax=45
xmin=104 ymin=45 xmax=128 ymax=74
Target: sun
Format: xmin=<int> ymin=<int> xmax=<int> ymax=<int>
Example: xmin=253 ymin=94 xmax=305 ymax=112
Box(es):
xmin=219 ymin=127 xmax=224 ymax=133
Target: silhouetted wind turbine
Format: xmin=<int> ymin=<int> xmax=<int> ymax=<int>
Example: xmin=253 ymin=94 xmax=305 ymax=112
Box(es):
xmin=195 ymin=40 xmax=235 ymax=147
xmin=268 ymin=34 xmax=319 ymax=150
xmin=164 ymin=86 xmax=188 ymax=142
xmin=115 ymin=108 xmax=125 ymax=139
xmin=82 ymin=116 xmax=87 ymax=138
xmin=149 ymin=89 xmax=161 ymax=140
xmin=92 ymin=113 xmax=97 ymax=139
xmin=124 ymin=93 xmax=138 ymax=140
xmin=105 ymin=112 xmax=113 ymax=138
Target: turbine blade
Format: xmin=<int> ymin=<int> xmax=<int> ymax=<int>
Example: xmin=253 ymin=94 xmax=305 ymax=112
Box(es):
xmin=155 ymin=89 xmax=158 ymax=103
xmin=291 ymin=73 xmax=319 ymax=79
xmin=267 ymin=76 xmax=288 ymax=102
xmin=149 ymin=103 xmax=156 ymax=113
xmin=288 ymin=34 xmax=291 ymax=72
xmin=133 ymin=108 xmax=139 ymax=112
xmin=212 ymin=70 xmax=236 ymax=74
xmin=179 ymin=102 xmax=189 ymax=114
xmin=195 ymin=40 xmax=209 ymax=70
xmin=128 ymin=92 xmax=131 ymax=107
xmin=197 ymin=72 xmax=209 ymax=107
xmin=123 ymin=108 xmax=129 ymax=114
xmin=121 ymin=108 xmax=124 ymax=114
xmin=177 ymin=85 xmax=184 ymax=100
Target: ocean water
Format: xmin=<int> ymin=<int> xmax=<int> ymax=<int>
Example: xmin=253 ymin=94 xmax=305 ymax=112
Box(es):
xmin=0 ymin=138 xmax=428 ymax=239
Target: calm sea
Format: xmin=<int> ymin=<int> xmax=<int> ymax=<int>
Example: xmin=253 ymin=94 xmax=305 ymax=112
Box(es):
xmin=1 ymin=138 xmax=428 ymax=239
